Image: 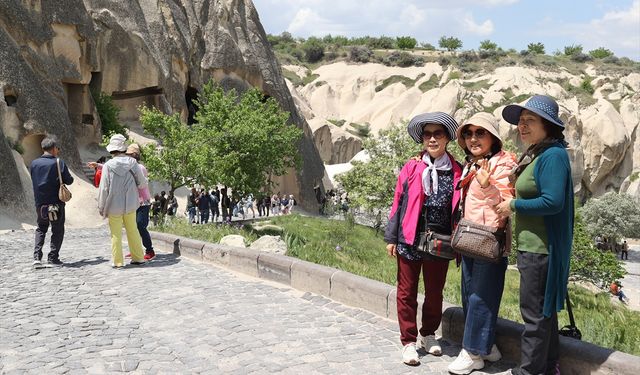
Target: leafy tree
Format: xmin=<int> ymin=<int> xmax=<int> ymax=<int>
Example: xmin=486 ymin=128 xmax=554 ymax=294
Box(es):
xmin=479 ymin=40 xmax=498 ymax=51
xmin=396 ymin=36 xmax=417 ymax=50
xmin=569 ymin=212 xmax=626 ymax=288
xmin=564 ymin=44 xmax=583 ymax=56
xmin=439 ymin=36 xmax=463 ymax=51
xmin=139 ymin=108 xmax=202 ymax=196
xmin=92 ymin=91 xmax=128 ymax=137
xmin=589 ymin=47 xmax=614 ymax=59
xmin=302 ymin=37 xmax=325 ymax=62
xmin=369 ymin=36 xmax=395 ymax=49
xmin=580 ymin=192 xmax=640 ymax=240
xmin=527 ymin=42 xmax=545 ymax=54
xmin=420 ymin=42 xmax=436 ymax=51
xmin=194 ymin=82 xmax=303 ymax=195
xmin=336 ymin=123 xmax=421 ymax=215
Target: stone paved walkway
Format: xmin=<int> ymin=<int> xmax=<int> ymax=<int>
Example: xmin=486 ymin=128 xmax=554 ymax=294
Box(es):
xmin=1 ymin=228 xmax=515 ymax=374
xmin=620 ymin=245 xmax=640 ymax=311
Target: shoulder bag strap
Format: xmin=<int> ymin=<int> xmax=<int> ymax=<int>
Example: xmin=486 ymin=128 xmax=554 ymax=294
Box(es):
xmin=56 ymin=158 xmax=64 ymax=186
xmin=129 ymin=168 xmax=140 ymax=186
xmin=566 ymin=292 xmax=576 ymax=327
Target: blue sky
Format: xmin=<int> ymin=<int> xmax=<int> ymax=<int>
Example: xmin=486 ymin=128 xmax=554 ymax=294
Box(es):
xmin=253 ymin=0 xmax=640 ymax=60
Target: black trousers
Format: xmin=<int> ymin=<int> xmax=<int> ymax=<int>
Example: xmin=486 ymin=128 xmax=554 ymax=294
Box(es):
xmin=34 ymin=204 xmax=66 ymax=261
xmin=516 ymin=251 xmax=559 ymax=375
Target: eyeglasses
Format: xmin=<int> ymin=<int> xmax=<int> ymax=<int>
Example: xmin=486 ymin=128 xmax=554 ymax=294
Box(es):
xmin=422 ymin=130 xmax=447 ymax=140
xmin=461 ymin=129 xmax=488 ymax=139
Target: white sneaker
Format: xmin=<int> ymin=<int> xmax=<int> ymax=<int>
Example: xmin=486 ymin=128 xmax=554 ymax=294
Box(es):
xmin=448 ymin=349 xmax=484 ymax=375
xmin=402 ymin=343 xmax=420 ymax=365
xmin=418 ymin=334 xmax=442 ymax=355
xmin=482 ymin=344 xmax=502 ymax=362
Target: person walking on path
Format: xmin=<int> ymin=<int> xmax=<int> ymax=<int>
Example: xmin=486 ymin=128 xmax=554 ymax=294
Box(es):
xmin=209 ymin=189 xmax=220 ymax=222
xmin=621 ymin=241 xmax=629 ymax=260
xmin=384 ymin=112 xmax=462 ymax=366
xmin=186 ymin=188 xmax=198 ymax=224
xmin=495 ymin=95 xmax=574 ymax=375
xmin=30 ymin=136 xmax=74 ymax=266
xmin=97 ymin=134 xmax=147 ymax=268
xmin=125 ymin=143 xmax=155 ymax=260
xmin=447 ymin=113 xmax=517 ymax=375
xmin=197 ymin=189 xmax=211 ymax=224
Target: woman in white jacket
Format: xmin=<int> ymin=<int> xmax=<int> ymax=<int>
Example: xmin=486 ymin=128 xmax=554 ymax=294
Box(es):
xmin=97 ymin=134 xmax=147 ymax=268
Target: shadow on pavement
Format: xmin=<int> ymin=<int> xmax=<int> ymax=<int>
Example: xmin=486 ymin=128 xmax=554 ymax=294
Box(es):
xmin=64 ymin=257 xmax=110 ymax=268
xmin=139 ymin=253 xmax=180 ymax=268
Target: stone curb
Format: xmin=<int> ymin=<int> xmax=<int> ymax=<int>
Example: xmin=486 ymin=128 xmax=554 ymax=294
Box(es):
xmin=149 ymin=231 xmax=640 ymax=375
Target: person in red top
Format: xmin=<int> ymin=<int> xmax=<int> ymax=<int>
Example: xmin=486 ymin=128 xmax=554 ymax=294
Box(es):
xmin=89 ymin=156 xmax=107 ymax=188
xmin=610 ymin=281 xmax=629 ymax=304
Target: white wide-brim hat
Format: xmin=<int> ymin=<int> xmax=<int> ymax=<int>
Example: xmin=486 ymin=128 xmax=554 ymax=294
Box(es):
xmin=456 ymin=112 xmax=503 ymax=150
xmin=106 ymin=134 xmax=127 ymax=152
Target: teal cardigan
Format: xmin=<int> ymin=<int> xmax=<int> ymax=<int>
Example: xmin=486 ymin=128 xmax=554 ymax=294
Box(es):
xmin=511 ymin=142 xmax=574 ymax=317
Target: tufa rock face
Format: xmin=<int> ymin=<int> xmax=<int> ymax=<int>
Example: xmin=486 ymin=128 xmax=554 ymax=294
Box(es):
xmin=0 ymin=0 xmax=325 ymax=224
xmin=287 ymin=62 xmax=639 ymax=199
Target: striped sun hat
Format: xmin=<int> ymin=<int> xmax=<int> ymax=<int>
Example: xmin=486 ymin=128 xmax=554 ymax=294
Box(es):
xmin=407 ymin=112 xmax=459 ymax=144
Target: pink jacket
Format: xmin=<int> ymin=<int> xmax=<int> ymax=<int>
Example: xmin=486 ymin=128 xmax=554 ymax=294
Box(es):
xmin=384 ymin=152 xmax=462 ymax=246
xmin=461 ymin=150 xmax=517 ymax=228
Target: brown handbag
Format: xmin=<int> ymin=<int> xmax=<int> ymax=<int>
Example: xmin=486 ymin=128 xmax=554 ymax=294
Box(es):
xmin=451 ymin=218 xmax=506 ymax=262
xmin=56 ymin=158 xmax=72 ymax=202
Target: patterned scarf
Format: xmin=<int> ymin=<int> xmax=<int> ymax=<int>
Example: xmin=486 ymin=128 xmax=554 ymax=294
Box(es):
xmin=422 ymin=153 xmax=452 ymax=196
xmin=509 ymin=139 xmax=558 ymax=185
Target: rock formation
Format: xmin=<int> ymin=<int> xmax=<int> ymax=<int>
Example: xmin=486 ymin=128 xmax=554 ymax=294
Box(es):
xmin=0 ymin=0 xmax=325 ymax=227
xmin=284 ymin=62 xmax=640 ymax=200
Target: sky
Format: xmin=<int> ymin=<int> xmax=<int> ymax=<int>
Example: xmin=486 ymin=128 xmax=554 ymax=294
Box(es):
xmin=253 ymin=0 xmax=640 ymax=61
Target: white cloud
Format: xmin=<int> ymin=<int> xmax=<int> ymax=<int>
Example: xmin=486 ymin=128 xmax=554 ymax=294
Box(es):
xmin=461 ymin=13 xmax=494 ymax=36
xmin=400 ymin=4 xmax=427 ymax=28
xmin=286 ymin=7 xmax=348 ymax=35
xmin=544 ymin=0 xmax=640 ymax=60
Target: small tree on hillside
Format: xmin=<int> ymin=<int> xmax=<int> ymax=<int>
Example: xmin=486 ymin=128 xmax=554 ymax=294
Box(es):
xmin=564 ymin=44 xmax=583 ymax=56
xmin=589 ymin=47 xmax=614 ymax=59
xmin=396 ymin=36 xmax=417 ymax=50
xmin=527 ymin=42 xmax=545 ymax=54
xmin=438 ymin=36 xmax=463 ymax=51
xmin=479 ymin=39 xmax=498 ymax=51
xmin=580 ymin=192 xmax=640 ymax=241
xmin=302 ymin=37 xmax=325 ymax=63
xmin=336 ymin=123 xmax=421 ymax=216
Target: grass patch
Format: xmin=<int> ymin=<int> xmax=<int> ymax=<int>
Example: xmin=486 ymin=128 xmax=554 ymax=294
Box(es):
xmin=448 ymin=71 xmax=461 ymax=80
xmin=375 ymin=73 xmax=425 ymax=92
xmin=347 ymin=122 xmax=371 ymax=138
xmin=159 ymin=214 xmax=640 ymax=355
xmin=315 ymin=80 xmax=327 ymax=87
xmin=418 ymin=74 xmax=439 ymax=92
xmin=462 ymin=79 xmax=491 ymax=91
xmin=327 ymin=119 xmax=346 ymax=127
xmin=281 ymin=69 xmax=303 ymax=86
xmin=302 ymin=73 xmax=320 ymax=85
xmin=556 ymin=78 xmax=597 ymax=107
xmin=630 ymin=172 xmax=639 ymax=183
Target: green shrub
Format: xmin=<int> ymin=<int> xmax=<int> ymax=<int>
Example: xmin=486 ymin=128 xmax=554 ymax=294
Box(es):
xmin=420 ymin=42 xmax=436 ymax=51
xmin=590 ymin=47 xmax=614 ymax=59
xmin=438 ymin=36 xmax=463 ymax=51
xmin=368 ymin=36 xmax=395 ymax=49
xmin=349 ymin=46 xmax=373 ymax=63
xmin=581 ymin=78 xmax=595 ymax=95
xmin=302 ymin=37 xmax=325 ymax=63
xmin=347 ymin=122 xmax=371 ymax=138
xmin=448 ymin=71 xmax=461 ymax=80
xmin=527 ymin=42 xmax=545 ymax=54
xmin=418 ymin=74 xmax=439 ymax=92
xmin=479 ymin=39 xmax=498 ymax=51
xmin=302 ymin=73 xmax=320 ymax=85
xmin=327 ymin=119 xmax=346 ymax=127
xmin=396 ymin=36 xmax=417 ymax=50
xmin=92 ymin=91 xmax=127 ymax=137
xmin=571 ymin=53 xmax=592 ymax=63
xmin=630 ymin=172 xmax=639 ymax=182
xmin=564 ymin=44 xmax=583 ymax=56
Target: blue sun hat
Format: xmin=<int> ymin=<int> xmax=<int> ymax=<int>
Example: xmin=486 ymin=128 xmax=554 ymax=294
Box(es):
xmin=407 ymin=112 xmax=459 ymax=144
xmin=502 ymin=95 xmax=564 ymax=128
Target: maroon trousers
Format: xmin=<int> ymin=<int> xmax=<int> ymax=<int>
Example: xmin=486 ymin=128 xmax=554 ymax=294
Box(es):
xmin=397 ymin=255 xmax=450 ymax=345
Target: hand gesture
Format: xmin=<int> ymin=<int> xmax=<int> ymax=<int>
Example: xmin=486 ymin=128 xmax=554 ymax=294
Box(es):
xmin=475 ymin=159 xmax=491 ymax=188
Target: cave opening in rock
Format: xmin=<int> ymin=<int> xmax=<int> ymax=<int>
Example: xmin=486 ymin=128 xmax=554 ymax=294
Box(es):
xmin=89 ymin=71 xmax=102 ymax=94
xmin=21 ymin=133 xmax=46 ymax=168
xmin=4 ymin=87 xmax=17 ymax=106
xmin=64 ymin=83 xmax=85 ymax=127
xmin=185 ymin=86 xmax=198 ymax=125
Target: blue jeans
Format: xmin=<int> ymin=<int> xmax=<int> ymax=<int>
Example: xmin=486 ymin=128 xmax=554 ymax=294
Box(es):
xmin=461 ymin=255 xmax=507 ymax=355
xmin=188 ymin=207 xmax=196 ymax=223
xmin=136 ymin=205 xmax=153 ymax=253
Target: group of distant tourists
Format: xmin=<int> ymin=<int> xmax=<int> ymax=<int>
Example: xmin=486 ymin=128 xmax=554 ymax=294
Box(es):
xmin=184 ymin=189 xmax=296 ymax=224
xmin=594 ymin=235 xmax=630 ymax=260
xmin=385 ymin=94 xmax=574 ymax=375
xmin=29 ymin=94 xmax=606 ymax=375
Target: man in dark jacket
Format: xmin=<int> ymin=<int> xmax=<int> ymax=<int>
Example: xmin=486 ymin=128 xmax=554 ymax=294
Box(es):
xmin=30 ymin=137 xmax=74 ymax=266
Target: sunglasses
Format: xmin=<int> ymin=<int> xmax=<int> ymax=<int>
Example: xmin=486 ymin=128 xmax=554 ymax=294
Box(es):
xmin=422 ymin=130 xmax=447 ymax=140
xmin=461 ymin=128 xmax=488 ymax=139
